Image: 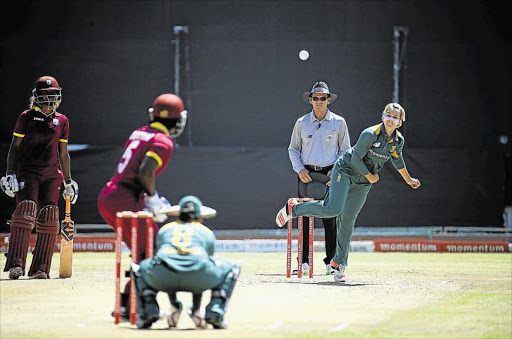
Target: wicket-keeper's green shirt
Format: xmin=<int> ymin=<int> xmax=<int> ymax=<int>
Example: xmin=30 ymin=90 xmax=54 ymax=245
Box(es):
xmin=341 ymin=123 xmax=405 ymax=182
xmin=154 ymin=220 xmax=216 ymax=272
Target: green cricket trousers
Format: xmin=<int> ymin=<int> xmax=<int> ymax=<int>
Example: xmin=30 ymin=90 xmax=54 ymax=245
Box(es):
xmin=293 ymin=159 xmax=372 ymax=265
xmin=138 ymin=256 xmax=234 ymax=294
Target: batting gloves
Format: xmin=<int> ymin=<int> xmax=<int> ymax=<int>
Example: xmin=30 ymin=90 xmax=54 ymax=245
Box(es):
xmin=144 ymin=191 xmax=171 ymax=223
xmin=1 ymin=172 xmax=21 ymax=198
xmin=63 ymin=179 xmax=79 ymax=204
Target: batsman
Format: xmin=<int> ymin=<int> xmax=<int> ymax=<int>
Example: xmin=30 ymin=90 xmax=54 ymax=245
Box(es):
xmin=98 ymin=93 xmax=186 ymax=319
xmin=133 ymin=195 xmax=241 ymax=330
xmin=1 ymin=76 xmax=79 ymax=280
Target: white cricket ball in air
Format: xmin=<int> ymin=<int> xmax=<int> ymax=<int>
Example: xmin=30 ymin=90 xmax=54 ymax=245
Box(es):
xmin=299 ymin=50 xmax=309 ymax=61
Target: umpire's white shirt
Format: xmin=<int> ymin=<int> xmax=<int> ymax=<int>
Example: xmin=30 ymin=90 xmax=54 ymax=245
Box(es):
xmin=288 ymin=110 xmax=351 ymax=173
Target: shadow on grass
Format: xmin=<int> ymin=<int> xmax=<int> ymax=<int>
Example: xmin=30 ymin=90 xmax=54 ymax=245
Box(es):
xmin=130 ymin=328 xmax=202 ymax=331
xmin=254 ymin=275 xmax=378 ymax=287
xmin=0 ymin=277 xmax=48 ymax=282
xmin=315 ymin=281 xmax=375 ymax=287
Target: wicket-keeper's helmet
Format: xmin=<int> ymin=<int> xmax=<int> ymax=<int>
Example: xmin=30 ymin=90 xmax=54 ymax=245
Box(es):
xmin=177 ymin=195 xmax=217 ymax=222
xmin=148 ymin=93 xmax=188 ymax=139
xmin=32 ymin=76 xmax=62 ymax=115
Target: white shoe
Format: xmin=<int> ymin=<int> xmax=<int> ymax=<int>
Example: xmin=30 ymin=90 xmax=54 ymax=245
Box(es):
xmin=292 ymin=263 xmax=309 ymax=276
xmin=331 ymin=263 xmax=347 ymax=283
xmin=275 ymin=204 xmax=292 ymax=228
xmin=325 ymin=264 xmax=335 ymax=275
xmin=167 ymin=303 xmax=183 ymax=328
xmin=187 ymin=307 xmax=207 ymax=329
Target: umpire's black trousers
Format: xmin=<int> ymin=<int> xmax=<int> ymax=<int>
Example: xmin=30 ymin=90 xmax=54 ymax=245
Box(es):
xmin=297 ymin=165 xmax=336 ymax=267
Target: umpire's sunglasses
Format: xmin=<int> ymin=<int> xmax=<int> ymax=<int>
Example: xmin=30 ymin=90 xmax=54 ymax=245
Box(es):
xmin=311 ymin=96 xmax=328 ymax=101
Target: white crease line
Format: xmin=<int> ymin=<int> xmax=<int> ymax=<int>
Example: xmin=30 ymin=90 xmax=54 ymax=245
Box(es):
xmin=256 ymin=320 xmax=283 ymax=329
xmin=328 ymin=322 xmax=349 ymax=332
xmin=267 ymin=320 xmax=283 ymax=329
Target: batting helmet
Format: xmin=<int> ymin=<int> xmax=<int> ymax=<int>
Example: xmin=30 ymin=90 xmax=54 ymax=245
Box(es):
xmin=148 ymin=94 xmax=188 ymax=138
xmin=31 ymin=76 xmax=62 ymax=115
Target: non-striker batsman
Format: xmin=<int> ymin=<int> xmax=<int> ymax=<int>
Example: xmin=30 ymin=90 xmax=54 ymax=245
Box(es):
xmin=2 ymin=75 xmax=79 ymax=279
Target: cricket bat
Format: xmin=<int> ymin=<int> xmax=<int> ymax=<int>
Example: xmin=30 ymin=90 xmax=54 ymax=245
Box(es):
xmin=59 ymin=197 xmax=74 ymax=278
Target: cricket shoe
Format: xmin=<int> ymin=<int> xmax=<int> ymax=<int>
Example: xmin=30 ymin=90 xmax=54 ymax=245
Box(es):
xmin=275 ymin=199 xmax=298 ymax=227
xmin=187 ymin=307 xmax=207 ymax=329
xmin=29 ymin=270 xmax=48 ymax=279
xmin=111 ymin=307 xmax=129 ymax=322
xmin=292 ymin=262 xmax=309 ymax=276
xmin=8 ymin=266 xmax=23 ymax=280
xmin=137 ymin=314 xmax=160 ymax=329
xmin=206 ymin=316 xmax=229 ymax=329
xmin=110 ymin=293 xmax=130 ymax=321
xmin=167 ymin=303 xmax=183 ymax=328
xmin=325 ymin=264 xmax=335 ymax=275
xmin=330 ymin=260 xmax=346 ymax=283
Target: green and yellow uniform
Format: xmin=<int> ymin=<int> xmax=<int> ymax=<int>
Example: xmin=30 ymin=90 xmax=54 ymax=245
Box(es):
xmin=134 ymin=195 xmax=241 ymax=329
xmin=138 ymin=220 xmax=234 ymax=294
xmin=293 ymin=122 xmax=406 ymax=265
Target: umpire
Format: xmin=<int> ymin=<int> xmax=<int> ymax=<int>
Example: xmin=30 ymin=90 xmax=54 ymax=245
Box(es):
xmin=288 ymin=80 xmax=351 ymax=275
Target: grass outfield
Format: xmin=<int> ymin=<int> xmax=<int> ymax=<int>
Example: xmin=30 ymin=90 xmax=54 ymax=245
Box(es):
xmin=1 ymin=251 xmax=511 ymax=338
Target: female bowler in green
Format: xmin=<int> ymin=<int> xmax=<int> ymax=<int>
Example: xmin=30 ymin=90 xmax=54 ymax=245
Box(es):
xmin=134 ymin=195 xmax=241 ymax=329
xmin=276 ymin=103 xmax=420 ymax=282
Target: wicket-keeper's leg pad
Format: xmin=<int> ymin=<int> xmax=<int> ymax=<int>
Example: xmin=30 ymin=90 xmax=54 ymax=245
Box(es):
xmin=133 ymin=271 xmax=160 ymax=329
xmin=3 ymin=200 xmax=37 ymax=274
xmin=205 ymin=263 xmax=242 ymax=327
xmin=28 ymin=205 xmax=59 ymax=277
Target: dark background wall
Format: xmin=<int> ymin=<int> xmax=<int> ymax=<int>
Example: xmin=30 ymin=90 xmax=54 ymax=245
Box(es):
xmin=1 ymin=0 xmax=510 ymax=230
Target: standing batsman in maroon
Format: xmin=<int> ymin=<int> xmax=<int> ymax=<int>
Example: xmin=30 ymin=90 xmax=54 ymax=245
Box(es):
xmin=1 ymin=75 xmax=79 ymax=279
xmin=97 ymin=93 xmax=187 ymax=318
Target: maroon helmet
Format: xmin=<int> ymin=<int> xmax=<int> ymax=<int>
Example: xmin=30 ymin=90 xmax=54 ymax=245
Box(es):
xmin=148 ymin=94 xmax=188 ymax=138
xmin=32 ymin=76 xmax=62 ymax=115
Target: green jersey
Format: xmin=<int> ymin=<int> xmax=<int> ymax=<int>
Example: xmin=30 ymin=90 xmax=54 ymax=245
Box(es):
xmin=154 ymin=220 xmax=216 ymax=273
xmin=294 ymin=122 xmax=410 ymax=266
xmin=136 ymin=218 xmax=237 ymax=322
xmin=341 ymin=123 xmax=405 ymax=182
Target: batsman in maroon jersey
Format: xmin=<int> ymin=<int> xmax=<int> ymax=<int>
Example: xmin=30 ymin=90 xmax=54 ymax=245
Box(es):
xmin=98 ymin=93 xmax=187 ymax=320
xmin=1 ymin=76 xmax=79 ymax=280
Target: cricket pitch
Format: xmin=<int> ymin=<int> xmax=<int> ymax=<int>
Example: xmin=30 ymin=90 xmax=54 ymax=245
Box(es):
xmin=1 ymin=252 xmax=511 ymax=338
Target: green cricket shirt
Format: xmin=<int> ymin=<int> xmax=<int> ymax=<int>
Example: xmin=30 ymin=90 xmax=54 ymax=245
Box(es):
xmin=154 ymin=220 xmax=216 ymax=272
xmin=340 ymin=123 xmax=406 ymax=183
